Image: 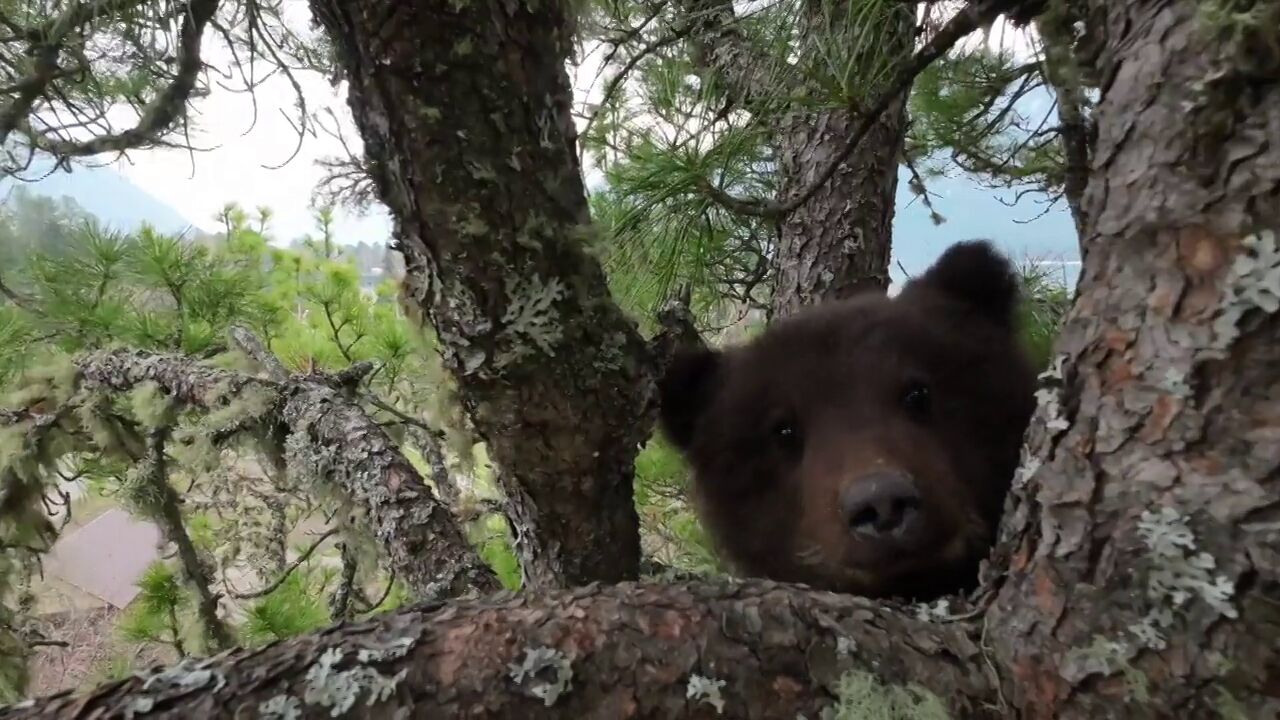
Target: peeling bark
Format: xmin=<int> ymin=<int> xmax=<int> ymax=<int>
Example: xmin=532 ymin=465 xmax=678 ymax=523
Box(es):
xmin=74 ymin=349 xmax=499 ymax=599
xmin=306 ymin=0 xmax=650 ymax=589
xmin=983 ymin=1 xmax=1280 ymax=716
xmin=1 ymin=581 xmax=995 ymax=719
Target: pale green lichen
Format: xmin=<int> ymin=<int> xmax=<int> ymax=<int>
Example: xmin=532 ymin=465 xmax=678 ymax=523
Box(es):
xmin=302 ymin=646 xmax=407 ymax=717
xmin=1034 ymin=353 xmax=1071 ymax=434
xmin=493 ymin=275 xmax=567 ymax=369
xmin=1135 ymin=507 xmax=1238 ymax=630
xmin=457 ymin=216 xmax=490 ymax=237
xmin=508 ymin=646 xmax=574 ymax=707
xmin=258 ymin=695 xmax=303 ymax=720
xmin=139 ymin=658 xmax=228 ymax=694
xmin=1158 ymin=366 xmax=1193 ymax=397
xmin=123 ymin=696 xmax=155 ymax=719
xmin=686 ymin=674 xmax=726 ymax=714
xmin=1061 ymin=506 xmax=1237 ymax=687
xmin=1208 ymin=229 xmax=1280 ymax=357
xmin=836 ymin=636 xmax=857 ymax=658
xmin=821 ymin=669 xmax=949 ymax=720
xmin=120 ymin=658 xmax=228 ymax=719
xmin=128 ymin=381 xmax=176 ymax=429
xmin=910 ymin=598 xmax=951 ymax=622
xmin=357 ymin=636 xmax=416 ymax=663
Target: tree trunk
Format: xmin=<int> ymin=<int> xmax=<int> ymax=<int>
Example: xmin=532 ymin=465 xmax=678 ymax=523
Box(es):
xmin=680 ymin=0 xmax=915 ymax=319
xmin=982 ymin=1 xmax=1280 ymax=716
xmin=770 ymin=98 xmax=907 ymax=318
xmin=307 ymin=0 xmax=651 ymax=589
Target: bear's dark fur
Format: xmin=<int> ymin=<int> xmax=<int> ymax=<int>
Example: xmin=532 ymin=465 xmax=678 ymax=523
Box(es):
xmin=658 ymin=240 xmax=1038 ymax=600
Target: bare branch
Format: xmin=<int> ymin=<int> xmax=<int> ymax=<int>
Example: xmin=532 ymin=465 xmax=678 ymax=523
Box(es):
xmin=15 ymin=0 xmax=221 ymax=159
xmin=222 ymin=527 xmax=339 ymax=600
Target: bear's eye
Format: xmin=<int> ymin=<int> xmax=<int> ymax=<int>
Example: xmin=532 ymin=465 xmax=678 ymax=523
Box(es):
xmin=770 ymin=418 xmax=802 ymax=452
xmin=902 ymin=382 xmax=931 ymax=419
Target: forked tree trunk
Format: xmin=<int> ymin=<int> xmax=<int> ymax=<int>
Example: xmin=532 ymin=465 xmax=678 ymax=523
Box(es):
xmin=306 ymin=0 xmax=653 ymax=588
xmin=981 ymin=0 xmax=1280 ymax=715
xmin=5 ymin=0 xmax=1278 ymax=717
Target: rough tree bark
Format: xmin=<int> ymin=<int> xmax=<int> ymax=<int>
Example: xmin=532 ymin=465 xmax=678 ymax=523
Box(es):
xmin=980 ymin=1 xmax=1280 ymax=715
xmin=1 ymin=580 xmax=992 ymax=719
xmin=306 ymin=0 xmax=653 ymax=590
xmin=73 ymin=349 xmax=499 ymax=599
xmin=6 ymin=0 xmax=1279 ymax=717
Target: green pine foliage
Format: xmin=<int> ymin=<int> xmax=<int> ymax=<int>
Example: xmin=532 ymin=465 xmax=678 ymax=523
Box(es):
xmin=240 ymin=566 xmax=334 ymax=647
xmin=117 ymin=562 xmax=192 ymax=656
xmin=0 ymin=202 xmax=519 ymax=692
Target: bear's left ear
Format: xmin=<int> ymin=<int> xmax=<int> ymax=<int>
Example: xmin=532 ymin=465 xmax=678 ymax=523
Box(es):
xmin=657 ymin=345 xmax=721 ymax=451
xmin=902 ymin=240 xmax=1021 ymax=329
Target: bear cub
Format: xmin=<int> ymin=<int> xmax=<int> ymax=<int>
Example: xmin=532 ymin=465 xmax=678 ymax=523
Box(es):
xmin=658 ymin=240 xmax=1038 ymax=601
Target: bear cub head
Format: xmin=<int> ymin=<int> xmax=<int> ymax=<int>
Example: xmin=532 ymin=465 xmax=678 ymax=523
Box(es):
xmin=658 ymin=240 xmax=1038 ymax=600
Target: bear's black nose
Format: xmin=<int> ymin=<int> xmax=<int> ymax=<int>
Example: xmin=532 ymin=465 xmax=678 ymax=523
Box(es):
xmin=840 ymin=471 xmax=922 ymax=539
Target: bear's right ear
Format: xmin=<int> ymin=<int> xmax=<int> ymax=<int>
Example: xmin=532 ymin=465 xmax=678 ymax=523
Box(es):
xmin=657 ymin=345 xmax=721 ymax=451
xmin=903 ymin=239 xmax=1021 ymax=329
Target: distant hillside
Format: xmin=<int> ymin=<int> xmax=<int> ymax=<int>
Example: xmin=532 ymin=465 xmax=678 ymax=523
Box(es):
xmin=890 ymin=167 xmax=1080 ymax=289
xmin=0 ymin=156 xmax=203 ymax=236
xmin=0 ymin=128 xmax=1080 ymax=292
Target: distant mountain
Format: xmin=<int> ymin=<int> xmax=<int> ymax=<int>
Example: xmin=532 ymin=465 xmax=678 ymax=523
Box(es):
xmin=1 ymin=156 xmax=203 ymax=236
xmin=1 ymin=114 xmax=1081 ymax=293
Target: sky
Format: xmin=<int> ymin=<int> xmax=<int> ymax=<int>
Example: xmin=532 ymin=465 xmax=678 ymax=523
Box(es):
xmin=98 ymin=1 xmax=1040 ymax=246
xmin=102 ymin=0 xmax=614 ymax=245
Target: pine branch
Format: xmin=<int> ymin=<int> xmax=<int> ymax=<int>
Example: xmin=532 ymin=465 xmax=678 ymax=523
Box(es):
xmin=700 ymin=0 xmax=1048 ymax=219
xmin=74 ymin=348 xmax=501 ymax=599
xmin=14 ymin=0 xmax=222 ymax=159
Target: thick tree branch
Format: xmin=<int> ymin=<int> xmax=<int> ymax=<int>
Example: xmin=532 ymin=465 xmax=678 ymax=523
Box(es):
xmin=15 ymin=0 xmax=221 ymax=158
xmin=73 ymin=348 xmax=500 ymax=599
xmin=701 ymin=0 xmax=1047 ymax=219
xmin=2 ymin=580 xmax=995 ymax=718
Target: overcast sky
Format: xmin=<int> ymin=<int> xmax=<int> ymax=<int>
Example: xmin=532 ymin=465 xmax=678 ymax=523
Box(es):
xmin=104 ymin=2 xmax=1035 ymax=246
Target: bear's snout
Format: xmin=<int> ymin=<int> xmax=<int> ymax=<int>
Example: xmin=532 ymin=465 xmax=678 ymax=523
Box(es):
xmin=839 ymin=470 xmax=925 ymax=546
